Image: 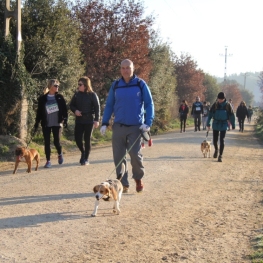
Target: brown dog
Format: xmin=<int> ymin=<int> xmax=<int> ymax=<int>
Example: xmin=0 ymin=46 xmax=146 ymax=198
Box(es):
xmin=13 ymin=146 xmax=40 ymax=174
xmin=201 ymin=140 xmax=211 ymax=158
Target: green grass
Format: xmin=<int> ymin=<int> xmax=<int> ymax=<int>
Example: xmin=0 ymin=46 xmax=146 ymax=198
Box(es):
xmin=250 ymin=234 xmax=263 ymax=263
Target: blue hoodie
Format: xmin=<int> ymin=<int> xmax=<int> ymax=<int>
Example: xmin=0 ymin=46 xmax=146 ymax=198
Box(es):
xmin=102 ymin=75 xmax=154 ymax=126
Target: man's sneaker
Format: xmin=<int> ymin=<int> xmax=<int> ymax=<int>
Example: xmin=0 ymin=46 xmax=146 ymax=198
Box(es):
xmin=44 ymin=161 xmax=51 ymax=168
xmin=58 ymin=154 xmax=63 ymax=165
xmin=135 ymin=179 xmax=144 ymax=193
xmin=218 ymin=155 xmax=222 ymax=162
xmin=213 ymin=150 xmax=218 ymax=158
xmin=123 ymin=186 xmax=129 ymax=193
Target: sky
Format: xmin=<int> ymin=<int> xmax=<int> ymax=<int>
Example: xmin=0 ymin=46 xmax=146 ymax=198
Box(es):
xmin=142 ymin=0 xmax=263 ymax=78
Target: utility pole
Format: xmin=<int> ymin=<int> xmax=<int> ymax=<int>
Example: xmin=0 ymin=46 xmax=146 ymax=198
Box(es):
xmin=5 ymin=0 xmax=28 ymax=140
xmin=220 ymin=46 xmax=232 ymax=83
xmin=242 ymin=72 xmax=250 ymax=89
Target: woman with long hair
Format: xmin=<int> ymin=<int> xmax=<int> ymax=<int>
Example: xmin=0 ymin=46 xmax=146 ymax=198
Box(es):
xmin=70 ymin=76 xmax=100 ymax=165
xmin=179 ymin=100 xmax=189 ymax=133
xmin=34 ymin=79 xmax=68 ymax=168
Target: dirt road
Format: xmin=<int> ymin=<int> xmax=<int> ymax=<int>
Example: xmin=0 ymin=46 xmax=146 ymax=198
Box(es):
xmin=0 ymin=123 xmax=262 ymax=263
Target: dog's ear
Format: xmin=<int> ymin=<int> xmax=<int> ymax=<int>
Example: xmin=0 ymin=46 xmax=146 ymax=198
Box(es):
xmin=93 ymin=186 xmax=99 ymax=193
xmin=111 ymin=187 xmax=118 ymax=201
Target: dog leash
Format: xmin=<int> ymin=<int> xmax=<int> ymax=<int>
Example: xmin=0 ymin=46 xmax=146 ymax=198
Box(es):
xmin=205 ymin=130 xmax=209 ymax=140
xmin=108 ymin=133 xmax=142 ymax=178
xmin=26 ymin=130 xmax=36 ymax=148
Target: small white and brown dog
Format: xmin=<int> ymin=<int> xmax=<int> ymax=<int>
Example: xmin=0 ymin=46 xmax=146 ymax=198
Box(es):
xmin=201 ymin=139 xmax=212 ymax=158
xmin=91 ymin=164 xmax=124 ymax=217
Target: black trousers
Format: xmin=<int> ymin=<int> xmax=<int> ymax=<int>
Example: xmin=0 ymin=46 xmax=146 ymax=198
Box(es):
xmin=42 ymin=126 xmax=62 ymax=161
xmin=74 ymin=123 xmax=93 ymax=160
xmin=238 ymin=117 xmax=245 ymax=131
xmin=180 ymin=115 xmax=187 ymax=131
xmin=213 ymin=130 xmax=226 ymax=156
xmin=194 ymin=114 xmax=201 ymax=130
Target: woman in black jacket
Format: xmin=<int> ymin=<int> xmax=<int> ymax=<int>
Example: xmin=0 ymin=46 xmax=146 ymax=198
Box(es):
xmin=179 ymin=100 xmax=189 ymax=133
xmin=70 ymin=76 xmax=100 ymax=165
xmin=236 ymin=101 xmax=248 ymax=132
xmin=34 ymin=79 xmax=68 ymax=168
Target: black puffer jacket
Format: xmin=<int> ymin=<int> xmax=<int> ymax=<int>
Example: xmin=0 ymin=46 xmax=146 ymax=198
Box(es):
xmin=70 ymin=91 xmax=100 ymax=123
xmin=236 ymin=105 xmax=248 ymax=119
xmin=35 ymin=93 xmax=68 ymax=127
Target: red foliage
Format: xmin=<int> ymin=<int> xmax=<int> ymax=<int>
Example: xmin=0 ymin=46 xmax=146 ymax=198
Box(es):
xmin=73 ymin=0 xmax=154 ymax=98
xmin=221 ymin=83 xmax=242 ymax=110
xmin=174 ymin=54 xmax=206 ymax=104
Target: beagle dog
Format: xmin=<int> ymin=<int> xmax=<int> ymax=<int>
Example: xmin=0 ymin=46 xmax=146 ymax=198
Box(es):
xmin=201 ymin=139 xmax=211 ymax=158
xmin=91 ymin=164 xmax=124 ymax=217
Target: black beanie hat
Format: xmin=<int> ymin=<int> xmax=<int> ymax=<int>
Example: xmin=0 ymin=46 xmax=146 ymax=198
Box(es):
xmin=217 ymin=92 xmax=225 ymax=99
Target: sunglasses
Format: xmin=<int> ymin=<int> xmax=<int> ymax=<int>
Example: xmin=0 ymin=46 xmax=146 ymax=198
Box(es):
xmin=54 ymin=85 xmax=59 ymax=88
xmin=78 ymin=83 xmax=84 ymax=86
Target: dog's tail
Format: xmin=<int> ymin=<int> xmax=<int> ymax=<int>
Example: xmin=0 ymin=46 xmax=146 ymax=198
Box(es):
xmin=116 ymin=163 xmax=125 ymax=181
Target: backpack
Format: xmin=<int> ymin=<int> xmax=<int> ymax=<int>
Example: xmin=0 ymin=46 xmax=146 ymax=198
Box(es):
xmin=211 ymin=101 xmax=231 ymax=113
xmin=113 ymin=78 xmax=144 ymax=95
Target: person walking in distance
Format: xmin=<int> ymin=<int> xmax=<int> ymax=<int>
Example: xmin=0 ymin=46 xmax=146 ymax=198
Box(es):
xmin=247 ymin=105 xmax=253 ymax=123
xmin=227 ymin=99 xmax=235 ymax=130
xmin=70 ymin=76 xmax=100 ymax=165
xmin=202 ymin=101 xmax=210 ymax=130
xmin=34 ymin=79 xmax=68 ymax=168
xmin=206 ymin=92 xmax=235 ymax=162
xmin=191 ymin=96 xmax=203 ymax=131
xmin=236 ymin=101 xmax=249 ymax=132
xmin=179 ymin=100 xmax=189 ymax=133
xmin=100 ymin=59 xmax=154 ymax=193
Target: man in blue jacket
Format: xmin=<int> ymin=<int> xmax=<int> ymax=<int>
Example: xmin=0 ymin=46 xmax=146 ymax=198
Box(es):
xmin=191 ymin=96 xmax=203 ymax=131
xmin=206 ymin=92 xmax=235 ymax=162
xmin=100 ymin=59 xmax=154 ymax=192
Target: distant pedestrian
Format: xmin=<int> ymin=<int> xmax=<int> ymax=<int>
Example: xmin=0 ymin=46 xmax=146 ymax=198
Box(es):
xmin=70 ymin=76 xmax=100 ymax=165
xmin=206 ymin=92 xmax=235 ymax=162
xmin=202 ymin=101 xmax=210 ymax=130
xmin=236 ymin=101 xmax=249 ymax=132
xmin=247 ymin=105 xmax=253 ymax=123
xmin=191 ymin=96 xmax=203 ymax=132
xmin=34 ymin=79 xmax=68 ymax=168
xmin=227 ymin=99 xmax=235 ymax=130
xmin=179 ymin=100 xmax=189 ymax=133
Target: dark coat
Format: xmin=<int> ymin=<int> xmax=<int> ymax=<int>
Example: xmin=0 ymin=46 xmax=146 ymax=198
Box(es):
xmin=70 ymin=91 xmax=100 ymax=123
xmin=236 ymin=105 xmax=248 ymax=119
xmin=179 ymin=104 xmax=189 ymax=118
xmin=35 ymin=93 xmax=68 ymax=127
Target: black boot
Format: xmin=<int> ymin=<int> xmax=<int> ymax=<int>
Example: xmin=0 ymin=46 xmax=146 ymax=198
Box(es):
xmin=213 ymin=150 xmax=218 ymax=158
xmin=218 ymin=155 xmax=222 ymax=162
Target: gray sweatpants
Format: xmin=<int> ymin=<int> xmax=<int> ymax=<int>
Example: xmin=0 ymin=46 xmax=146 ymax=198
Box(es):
xmin=112 ymin=123 xmax=144 ymax=187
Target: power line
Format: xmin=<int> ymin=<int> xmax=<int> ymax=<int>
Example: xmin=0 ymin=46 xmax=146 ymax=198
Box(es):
xmin=220 ymin=46 xmax=233 ymax=83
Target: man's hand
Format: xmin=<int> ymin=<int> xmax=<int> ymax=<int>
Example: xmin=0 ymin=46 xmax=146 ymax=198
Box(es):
xmin=100 ymin=125 xmax=107 ymax=135
xmin=140 ymin=124 xmax=150 ymax=132
xmin=207 ymin=126 xmax=211 ymax=131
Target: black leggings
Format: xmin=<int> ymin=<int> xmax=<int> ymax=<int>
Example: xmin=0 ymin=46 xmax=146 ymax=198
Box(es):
xmin=213 ymin=130 xmax=226 ymax=156
xmin=74 ymin=123 xmax=93 ymax=159
xmin=180 ymin=116 xmax=187 ymax=131
xmin=42 ymin=126 xmax=62 ymax=161
xmin=238 ymin=117 xmax=245 ymax=131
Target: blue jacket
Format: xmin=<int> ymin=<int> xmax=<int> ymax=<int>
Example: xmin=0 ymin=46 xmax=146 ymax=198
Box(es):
xmin=207 ymin=100 xmax=235 ymax=131
xmin=102 ymin=75 xmax=154 ymax=126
